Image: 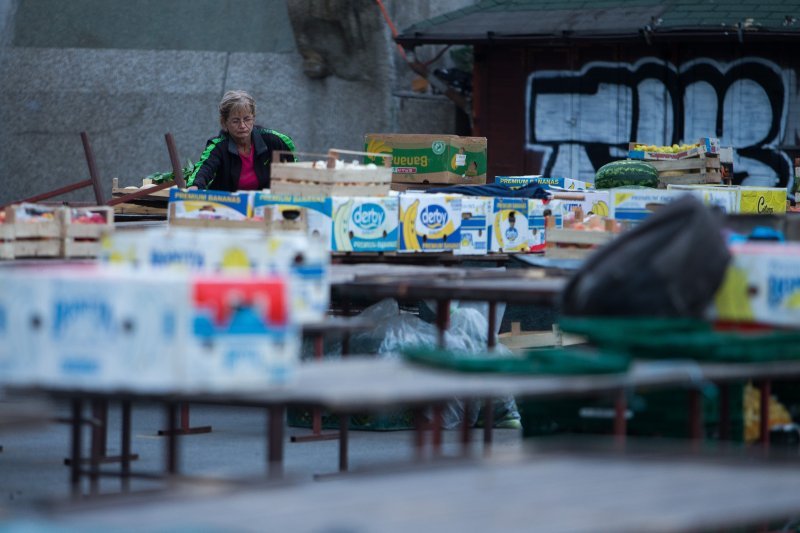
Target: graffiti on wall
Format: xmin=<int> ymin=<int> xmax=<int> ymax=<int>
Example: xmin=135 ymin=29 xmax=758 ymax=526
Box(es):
xmin=526 ymin=57 xmax=797 ymax=187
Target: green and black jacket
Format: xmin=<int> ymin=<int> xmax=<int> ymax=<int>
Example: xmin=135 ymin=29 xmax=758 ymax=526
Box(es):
xmin=187 ymin=126 xmax=296 ymax=191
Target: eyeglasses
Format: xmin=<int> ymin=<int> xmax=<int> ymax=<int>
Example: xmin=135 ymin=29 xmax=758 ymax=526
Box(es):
xmin=228 ymin=116 xmax=254 ymax=127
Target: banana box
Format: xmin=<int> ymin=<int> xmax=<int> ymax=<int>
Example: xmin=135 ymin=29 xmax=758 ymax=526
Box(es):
xmin=331 ymin=196 xmax=399 ymax=252
xmin=101 ymin=227 xmax=266 ymax=274
xmin=528 ymin=199 xmax=565 ymax=252
xmin=494 ymin=176 xmax=592 ymax=191
xmin=609 ymin=189 xmax=687 ymax=222
xmin=737 ymin=186 xmax=787 ymax=215
xmin=454 ymin=197 xmax=491 ymax=255
xmin=666 ymin=184 xmax=739 ymax=213
xmin=489 ymin=198 xmax=530 ymax=253
xmin=168 ymin=189 xmax=251 ymax=221
xmin=712 ymin=242 xmax=800 ymax=327
xmin=364 ymin=134 xmax=487 ymax=185
xmin=398 ymin=193 xmax=462 ymax=253
xmin=253 ymin=193 xmax=332 ymax=249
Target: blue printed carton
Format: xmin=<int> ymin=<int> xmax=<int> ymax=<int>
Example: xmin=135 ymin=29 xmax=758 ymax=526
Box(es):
xmin=331 ymin=196 xmax=399 ymax=252
xmin=398 ymin=193 xmax=461 ymax=253
xmin=489 ymin=198 xmax=530 ymax=253
xmin=495 ymin=176 xmax=592 ymax=191
xmin=168 ymin=189 xmax=251 ymax=220
xmin=454 ymin=197 xmax=491 ymax=256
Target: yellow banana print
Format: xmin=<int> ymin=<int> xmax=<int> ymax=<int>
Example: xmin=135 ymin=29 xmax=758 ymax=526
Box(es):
xmin=401 ymin=200 xmax=421 ymax=252
xmin=493 ymin=211 xmax=505 ymax=249
xmin=333 ymin=200 xmax=353 ymax=251
xmin=427 ymin=219 xmax=455 ymax=240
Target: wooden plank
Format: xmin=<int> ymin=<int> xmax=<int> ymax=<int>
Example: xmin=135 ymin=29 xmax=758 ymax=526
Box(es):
xmin=62 ymin=239 xmax=102 ymax=258
xmin=14 ymin=239 xmax=61 ymax=257
xmin=547 ymin=228 xmax=613 ymax=246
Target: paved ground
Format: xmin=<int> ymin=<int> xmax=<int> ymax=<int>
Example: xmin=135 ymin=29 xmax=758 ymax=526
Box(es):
xmin=0 ymin=398 xmax=523 ymax=516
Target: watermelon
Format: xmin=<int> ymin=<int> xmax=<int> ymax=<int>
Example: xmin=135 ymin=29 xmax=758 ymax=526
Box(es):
xmin=595 ymin=159 xmax=659 ymax=189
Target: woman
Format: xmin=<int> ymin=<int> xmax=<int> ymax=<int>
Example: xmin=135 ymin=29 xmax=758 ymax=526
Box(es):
xmin=187 ymin=90 xmax=296 ymax=191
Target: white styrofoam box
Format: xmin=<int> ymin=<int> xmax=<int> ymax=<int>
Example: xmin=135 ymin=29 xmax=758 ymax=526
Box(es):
xmin=667 ymin=184 xmax=739 ymax=213
xmin=711 ymin=242 xmax=800 ymax=327
xmin=185 ymin=277 xmax=300 ymax=392
xmin=454 ymin=197 xmax=491 ymax=255
xmin=331 ymin=196 xmax=399 ymax=252
xmin=261 ymin=232 xmax=330 ymax=324
xmin=0 ymin=269 xmax=51 ymax=385
xmin=398 ymin=193 xmax=462 ymax=253
xmin=609 ymin=189 xmax=688 ymax=223
xmin=38 ymin=271 xmax=123 ymax=389
xmin=112 ymin=272 xmax=191 ymax=392
xmin=528 ymin=199 xmax=565 ymax=253
xmin=489 ymin=197 xmax=530 ymax=253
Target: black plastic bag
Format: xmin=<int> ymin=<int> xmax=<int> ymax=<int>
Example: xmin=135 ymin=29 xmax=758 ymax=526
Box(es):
xmin=561 ymin=194 xmax=730 ymax=317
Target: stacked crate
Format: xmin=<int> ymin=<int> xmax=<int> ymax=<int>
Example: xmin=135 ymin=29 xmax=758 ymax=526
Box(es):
xmin=0 ymin=204 xmax=113 ymax=259
xmin=628 ymin=138 xmax=723 ymax=187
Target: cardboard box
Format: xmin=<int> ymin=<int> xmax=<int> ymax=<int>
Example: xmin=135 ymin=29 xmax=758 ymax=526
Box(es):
xmin=398 ymin=193 xmax=462 ymax=253
xmin=495 ymin=176 xmax=592 ymax=191
xmin=252 ymin=193 xmax=333 ymax=248
xmin=667 ymin=184 xmax=739 ymax=213
xmin=489 ymin=198 xmax=530 ymax=253
xmin=168 ymin=189 xmax=252 ymax=223
xmin=365 ymin=134 xmax=487 ymax=185
xmin=528 ymin=199 xmax=565 ymax=253
xmin=737 ymin=186 xmax=787 ymax=215
xmin=609 ymin=189 xmax=688 ymax=223
xmin=712 ymin=242 xmax=800 ymax=327
xmin=331 ymin=196 xmax=399 ymax=252
xmin=454 ymin=197 xmax=491 ymax=255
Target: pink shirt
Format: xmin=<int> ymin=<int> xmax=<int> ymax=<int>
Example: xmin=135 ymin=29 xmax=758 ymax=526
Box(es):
xmin=237 ymin=147 xmax=258 ymax=190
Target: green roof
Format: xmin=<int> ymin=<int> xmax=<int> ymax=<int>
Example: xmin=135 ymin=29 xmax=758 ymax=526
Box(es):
xmin=396 ymin=0 xmax=800 ymax=46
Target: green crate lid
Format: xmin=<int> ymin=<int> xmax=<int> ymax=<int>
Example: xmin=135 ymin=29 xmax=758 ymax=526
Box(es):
xmin=402 ymin=345 xmax=631 ymax=375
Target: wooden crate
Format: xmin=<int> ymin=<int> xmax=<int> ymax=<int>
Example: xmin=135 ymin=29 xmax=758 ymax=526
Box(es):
xmin=650 ymin=153 xmax=723 ymax=187
xmin=62 ymin=238 xmax=103 ymax=258
xmin=0 ymin=224 xmax=14 ymax=260
xmin=4 ymin=204 xmax=60 ymax=239
xmin=544 ymin=208 xmax=617 ymax=259
xmin=61 ymin=206 xmax=114 ymax=239
xmin=271 ymin=149 xmax=392 ymax=197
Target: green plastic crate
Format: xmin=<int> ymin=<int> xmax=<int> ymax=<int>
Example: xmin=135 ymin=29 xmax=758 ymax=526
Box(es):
xmin=402 ymin=345 xmax=631 ymax=375
xmin=521 ymin=383 xmax=745 ymax=442
xmin=559 ymin=317 xmax=800 ymax=363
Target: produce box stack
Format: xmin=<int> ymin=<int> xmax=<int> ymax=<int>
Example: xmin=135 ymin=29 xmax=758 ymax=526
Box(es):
xmin=365 ymin=134 xmax=487 ymax=192
xmin=627 ymin=138 xmax=722 ymax=187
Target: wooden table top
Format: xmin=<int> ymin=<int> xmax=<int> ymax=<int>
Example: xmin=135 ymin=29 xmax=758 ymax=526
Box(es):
xmin=17 ymin=356 xmax=800 ymax=412
xmin=46 ymin=448 xmax=800 ymax=532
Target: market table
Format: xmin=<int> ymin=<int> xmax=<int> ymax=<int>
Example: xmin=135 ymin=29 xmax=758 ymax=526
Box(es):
xmin=330 ymin=264 xmax=567 ymax=348
xmin=17 ymin=355 xmax=800 ymax=497
xmin=42 ymin=447 xmax=800 ymax=532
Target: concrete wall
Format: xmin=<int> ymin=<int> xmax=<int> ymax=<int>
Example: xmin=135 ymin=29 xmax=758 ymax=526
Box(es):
xmin=0 ymin=0 xmax=475 ymax=205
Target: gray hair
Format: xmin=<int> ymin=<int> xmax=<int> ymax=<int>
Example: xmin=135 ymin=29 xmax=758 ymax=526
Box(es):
xmin=218 ymin=90 xmax=256 ymax=124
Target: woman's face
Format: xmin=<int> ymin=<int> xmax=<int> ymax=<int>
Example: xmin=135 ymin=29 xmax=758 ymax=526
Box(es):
xmin=224 ymin=106 xmax=254 ymax=145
